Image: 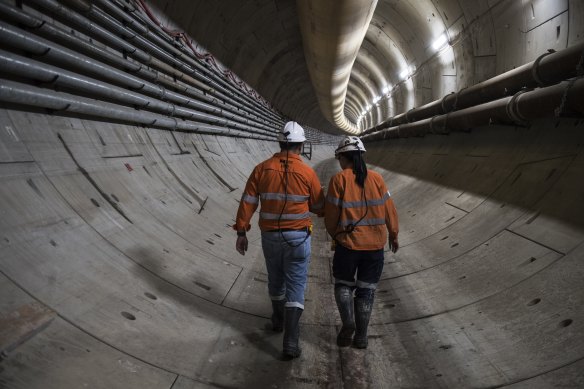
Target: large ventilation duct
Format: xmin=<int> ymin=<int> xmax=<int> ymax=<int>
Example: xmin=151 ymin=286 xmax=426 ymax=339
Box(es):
xmin=296 ymin=0 xmax=377 ymax=134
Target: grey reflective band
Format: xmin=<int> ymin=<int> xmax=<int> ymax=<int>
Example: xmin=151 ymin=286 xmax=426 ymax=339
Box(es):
xmin=242 ymin=194 xmax=259 ymax=204
xmin=339 ymin=218 xmax=386 ymax=227
xmin=326 ymin=195 xmax=341 ymax=206
xmin=260 ymin=212 xmax=310 ymax=220
xmin=260 ymin=192 xmax=309 ymax=202
xmin=327 ymin=191 xmax=391 ymax=208
xmin=356 ymin=280 xmax=378 ymax=290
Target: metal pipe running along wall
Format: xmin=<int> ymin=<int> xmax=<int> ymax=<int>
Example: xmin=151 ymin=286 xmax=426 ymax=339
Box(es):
xmin=363 ymin=42 xmax=584 ymax=136
xmin=0 ymin=80 xmax=274 ymax=140
xmin=24 ymin=0 xmax=283 ymax=127
xmin=2 ymin=0 xmax=288 ymax=139
xmin=362 ymin=78 xmax=584 ymax=141
xmin=0 ymin=2 xmax=278 ymax=134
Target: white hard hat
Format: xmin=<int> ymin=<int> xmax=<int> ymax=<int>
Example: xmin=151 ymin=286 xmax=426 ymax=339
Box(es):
xmin=335 ymin=136 xmax=366 ymax=156
xmin=278 ymin=121 xmax=306 ymax=142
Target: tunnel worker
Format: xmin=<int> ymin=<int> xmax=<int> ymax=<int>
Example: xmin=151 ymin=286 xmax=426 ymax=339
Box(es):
xmin=325 ymin=136 xmax=399 ymax=349
xmin=234 ymin=121 xmax=324 ymax=360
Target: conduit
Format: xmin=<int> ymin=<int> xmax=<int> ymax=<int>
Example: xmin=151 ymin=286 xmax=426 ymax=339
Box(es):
xmin=364 ymin=42 xmax=584 ymax=136
xmin=0 ymin=2 xmax=276 ymax=132
xmin=0 ymin=49 xmax=274 ymax=138
xmin=363 ymin=77 xmax=584 ymax=141
xmin=297 ymin=0 xmax=377 ymax=134
xmin=0 ymin=1 xmax=286 ymax=140
xmin=0 ymin=80 xmax=273 ymax=140
xmin=23 ymin=0 xmax=283 ymax=127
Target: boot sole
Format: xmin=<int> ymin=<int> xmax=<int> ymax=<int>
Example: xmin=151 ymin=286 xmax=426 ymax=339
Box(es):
xmin=282 ymin=350 xmax=301 ymax=360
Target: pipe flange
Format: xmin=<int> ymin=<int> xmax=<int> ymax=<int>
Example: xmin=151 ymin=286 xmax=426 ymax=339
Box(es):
xmin=506 ymin=89 xmax=531 ymax=125
xmin=532 ymin=49 xmax=556 ymax=87
xmin=555 ymin=76 xmax=583 ymax=117
xmin=405 ymin=108 xmax=415 ymax=123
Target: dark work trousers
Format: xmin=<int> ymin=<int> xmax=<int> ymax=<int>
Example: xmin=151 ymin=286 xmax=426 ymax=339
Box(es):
xmin=332 ymin=243 xmax=384 ymax=299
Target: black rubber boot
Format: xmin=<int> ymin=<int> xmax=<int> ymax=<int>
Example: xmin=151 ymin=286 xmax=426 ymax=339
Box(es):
xmin=270 ymin=299 xmax=285 ymax=332
xmin=282 ymin=307 xmax=303 ymax=360
xmin=334 ymin=286 xmax=355 ymax=347
xmin=353 ymin=297 xmax=373 ymax=349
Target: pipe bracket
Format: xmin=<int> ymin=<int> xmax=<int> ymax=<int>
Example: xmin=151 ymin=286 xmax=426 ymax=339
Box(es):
xmin=555 ymin=76 xmax=583 ymax=117
xmin=532 ymin=49 xmax=556 ymax=87
xmin=506 ymin=89 xmax=531 ymax=125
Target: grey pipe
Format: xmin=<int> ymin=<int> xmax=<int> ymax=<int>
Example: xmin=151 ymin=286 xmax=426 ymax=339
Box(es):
xmin=18 ymin=0 xmax=282 ymax=129
xmin=91 ymin=0 xmax=282 ymax=123
xmin=24 ymin=0 xmax=283 ymax=127
xmin=91 ymin=0 xmax=281 ymax=123
xmin=0 ymin=80 xmax=275 ymax=140
xmin=365 ymin=42 xmax=584 ymax=136
xmin=363 ymin=78 xmax=584 ymax=141
xmin=0 ymin=17 xmax=277 ymax=134
xmin=0 ymin=50 xmax=276 ymax=137
xmin=0 ymin=2 xmax=277 ymax=132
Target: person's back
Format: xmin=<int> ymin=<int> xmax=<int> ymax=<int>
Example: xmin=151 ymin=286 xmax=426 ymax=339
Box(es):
xmin=324 ymin=135 xmax=399 ymax=349
xmin=325 ymin=168 xmax=398 ymax=251
xmin=234 ymin=121 xmax=324 ymax=360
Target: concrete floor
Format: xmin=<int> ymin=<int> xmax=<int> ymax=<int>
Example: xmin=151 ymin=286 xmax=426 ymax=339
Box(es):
xmin=1 ymin=108 xmax=583 ymax=388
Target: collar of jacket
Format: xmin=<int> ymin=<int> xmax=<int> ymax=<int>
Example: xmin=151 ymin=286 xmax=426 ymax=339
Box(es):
xmin=273 ymin=151 xmax=302 ymax=161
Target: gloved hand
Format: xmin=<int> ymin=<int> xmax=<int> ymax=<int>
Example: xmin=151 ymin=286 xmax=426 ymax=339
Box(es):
xmin=389 ymin=236 xmax=399 ymax=253
xmin=236 ymin=235 xmax=248 ymax=255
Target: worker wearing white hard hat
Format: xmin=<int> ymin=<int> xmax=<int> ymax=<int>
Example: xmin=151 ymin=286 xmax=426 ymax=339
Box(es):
xmin=234 ymin=121 xmax=324 ymax=360
xmin=325 ymin=135 xmax=399 ymax=349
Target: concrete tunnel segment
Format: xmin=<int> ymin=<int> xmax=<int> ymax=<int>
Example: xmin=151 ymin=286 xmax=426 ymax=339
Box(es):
xmin=1 ymin=109 xmax=584 ymax=388
xmin=0 ymin=0 xmax=584 ymax=387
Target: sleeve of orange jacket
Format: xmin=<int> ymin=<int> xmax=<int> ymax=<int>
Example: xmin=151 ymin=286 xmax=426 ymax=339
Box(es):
xmin=233 ymin=165 xmax=261 ymax=232
xmin=324 ymin=175 xmax=342 ymax=238
xmin=308 ymin=169 xmax=325 ymax=216
xmin=383 ymin=182 xmax=399 ymax=239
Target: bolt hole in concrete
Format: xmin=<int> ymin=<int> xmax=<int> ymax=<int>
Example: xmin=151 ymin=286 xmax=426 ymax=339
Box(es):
xmin=441 ymin=236 xmax=449 ymax=240
xmin=527 ymin=298 xmax=541 ymax=306
xmin=144 ymin=292 xmax=158 ymax=300
xmin=384 ymin=303 xmax=396 ymax=309
xmin=559 ymin=319 xmax=573 ymax=328
xmin=121 ymin=311 xmax=136 ymax=320
xmin=91 ymin=198 xmax=100 ymax=207
xmin=530 ymin=257 xmax=537 ymax=263
xmin=451 ymin=243 xmax=459 ymax=248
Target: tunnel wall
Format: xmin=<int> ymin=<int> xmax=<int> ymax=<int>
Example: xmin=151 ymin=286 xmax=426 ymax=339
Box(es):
xmin=1 ymin=112 xmax=584 ymax=388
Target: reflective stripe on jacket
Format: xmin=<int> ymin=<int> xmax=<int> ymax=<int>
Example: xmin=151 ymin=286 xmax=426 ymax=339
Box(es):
xmin=325 ymin=168 xmax=399 ymax=250
xmin=235 ymin=151 xmax=324 ymax=232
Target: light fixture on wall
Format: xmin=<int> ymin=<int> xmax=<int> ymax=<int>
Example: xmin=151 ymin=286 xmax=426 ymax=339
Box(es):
xmin=399 ymin=65 xmax=415 ymax=80
xmin=431 ymin=33 xmax=449 ymax=51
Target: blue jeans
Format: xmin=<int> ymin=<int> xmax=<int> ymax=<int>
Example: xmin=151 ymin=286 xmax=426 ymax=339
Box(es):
xmin=261 ymin=230 xmax=311 ymax=309
xmin=333 ymin=243 xmax=384 ymax=299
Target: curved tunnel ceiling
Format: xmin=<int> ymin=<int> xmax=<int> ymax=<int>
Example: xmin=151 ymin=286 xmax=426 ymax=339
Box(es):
xmin=1 ymin=0 xmax=584 ymax=388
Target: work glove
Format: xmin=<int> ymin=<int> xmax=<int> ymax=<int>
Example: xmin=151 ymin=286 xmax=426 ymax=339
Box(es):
xmin=236 ymin=235 xmax=248 ymax=255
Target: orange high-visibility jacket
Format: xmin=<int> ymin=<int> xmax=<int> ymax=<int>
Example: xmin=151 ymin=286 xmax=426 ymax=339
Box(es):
xmin=234 ymin=152 xmax=324 ymax=232
xmin=325 ymin=168 xmax=399 ymax=250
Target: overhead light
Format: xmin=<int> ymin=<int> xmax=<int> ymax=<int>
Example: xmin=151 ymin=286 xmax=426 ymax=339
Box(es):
xmin=373 ymin=95 xmax=381 ymax=103
xmin=399 ymin=65 xmax=415 ymax=80
xmin=382 ymin=85 xmax=392 ymax=94
xmin=432 ymin=34 xmax=449 ymax=51
xmin=366 ymin=105 xmax=371 ymax=111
